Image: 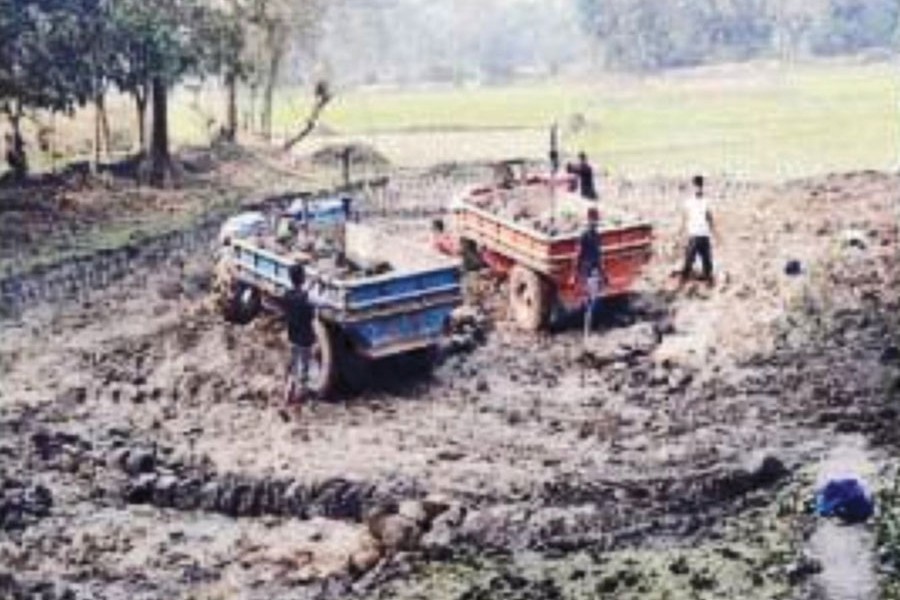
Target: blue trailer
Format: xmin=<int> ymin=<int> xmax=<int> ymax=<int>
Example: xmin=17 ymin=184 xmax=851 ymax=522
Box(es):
xmin=214 ymin=221 xmax=463 ymax=397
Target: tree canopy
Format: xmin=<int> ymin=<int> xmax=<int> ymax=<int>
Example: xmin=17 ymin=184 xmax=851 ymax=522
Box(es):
xmin=0 ymin=0 xmax=265 ymax=184
xmin=577 ymin=0 xmax=900 ymax=70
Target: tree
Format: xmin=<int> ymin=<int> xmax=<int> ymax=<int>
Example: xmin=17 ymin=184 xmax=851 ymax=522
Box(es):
xmin=576 ymin=0 xmax=900 ymax=71
xmin=282 ymin=79 xmax=332 ymax=150
xmin=0 ymin=0 xmax=94 ymax=176
xmin=107 ymin=0 xmax=216 ymax=186
xmin=108 ymin=0 xmax=155 ymax=154
xmin=81 ymin=0 xmax=118 ymax=168
xmin=200 ymin=1 xmax=252 ymax=143
xmin=812 ymin=0 xmax=900 ymax=55
xmin=245 ymin=0 xmax=324 ymax=141
xmin=769 ymin=0 xmax=829 ymax=61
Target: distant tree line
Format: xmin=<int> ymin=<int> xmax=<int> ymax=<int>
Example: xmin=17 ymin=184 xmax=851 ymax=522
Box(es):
xmin=310 ymin=0 xmax=589 ymax=86
xmin=0 ymin=0 xmax=322 ymax=186
xmin=577 ymin=0 xmax=900 ymax=70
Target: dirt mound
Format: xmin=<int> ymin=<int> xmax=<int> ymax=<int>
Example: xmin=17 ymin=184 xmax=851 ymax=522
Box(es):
xmin=310 ymin=143 xmax=390 ymax=168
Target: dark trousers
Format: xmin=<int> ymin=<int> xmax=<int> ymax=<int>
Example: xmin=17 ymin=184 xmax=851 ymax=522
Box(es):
xmin=682 ymin=236 xmax=713 ymax=281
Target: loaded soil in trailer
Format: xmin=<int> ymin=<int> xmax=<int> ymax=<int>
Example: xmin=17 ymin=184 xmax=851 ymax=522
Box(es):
xmin=464 ymin=179 xmax=643 ymax=236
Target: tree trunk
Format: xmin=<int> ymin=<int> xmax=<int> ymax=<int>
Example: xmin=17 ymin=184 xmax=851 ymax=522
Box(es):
xmin=7 ymin=101 xmax=28 ymax=181
xmin=94 ymin=96 xmax=102 ymax=172
xmin=93 ymin=92 xmax=110 ymax=169
xmin=247 ymin=83 xmax=257 ymax=133
xmin=282 ymin=91 xmax=333 ymax=151
xmin=261 ymin=26 xmax=285 ymax=142
xmin=149 ymin=76 xmax=171 ymax=188
xmin=225 ymin=70 xmax=237 ymax=142
xmin=100 ymin=97 xmax=111 ymax=158
xmin=261 ymin=60 xmax=279 ymax=141
xmin=135 ymin=86 xmax=147 ymax=155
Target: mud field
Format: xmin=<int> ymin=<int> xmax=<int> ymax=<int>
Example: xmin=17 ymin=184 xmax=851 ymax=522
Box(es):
xmin=1 ymin=168 xmax=899 ymax=599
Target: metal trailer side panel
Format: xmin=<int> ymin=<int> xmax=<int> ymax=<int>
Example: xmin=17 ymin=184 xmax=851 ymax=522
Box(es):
xmin=342 ymin=267 xmax=461 ymax=311
xmin=343 ymin=301 xmax=458 ymax=358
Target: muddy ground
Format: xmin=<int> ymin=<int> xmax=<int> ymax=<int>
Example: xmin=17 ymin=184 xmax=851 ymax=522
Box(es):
xmin=0 ymin=164 xmax=899 ymax=600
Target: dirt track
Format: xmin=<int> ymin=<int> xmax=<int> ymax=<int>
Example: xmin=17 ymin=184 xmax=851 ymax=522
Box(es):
xmin=1 ymin=167 xmax=898 ymax=599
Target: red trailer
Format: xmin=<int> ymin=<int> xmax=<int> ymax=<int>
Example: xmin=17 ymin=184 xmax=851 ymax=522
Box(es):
xmin=451 ymin=167 xmax=653 ymax=331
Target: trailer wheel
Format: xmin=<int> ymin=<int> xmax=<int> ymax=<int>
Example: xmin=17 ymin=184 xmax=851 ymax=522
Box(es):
xmin=509 ymin=265 xmax=551 ymax=331
xmin=308 ymin=320 xmax=339 ymax=399
xmin=337 ymin=334 xmax=372 ymax=393
xmin=409 ymin=345 xmax=440 ymax=374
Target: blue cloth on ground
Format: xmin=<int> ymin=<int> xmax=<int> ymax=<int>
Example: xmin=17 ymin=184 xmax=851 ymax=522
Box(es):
xmin=815 ymin=477 xmax=874 ymax=524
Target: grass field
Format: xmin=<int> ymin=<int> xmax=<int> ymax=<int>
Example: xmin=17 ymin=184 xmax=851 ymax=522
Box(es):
xmin=262 ymin=61 xmax=900 ymax=180
xmin=34 ymin=61 xmax=900 ymax=181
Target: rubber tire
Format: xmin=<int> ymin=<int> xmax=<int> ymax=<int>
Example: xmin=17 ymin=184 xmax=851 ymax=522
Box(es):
xmin=408 ymin=345 xmax=439 ymax=376
xmin=309 ymin=320 xmax=339 ymax=399
xmin=337 ymin=333 xmax=372 ymax=394
xmin=509 ymin=265 xmax=551 ymax=331
xmin=218 ymin=281 xmax=261 ymax=326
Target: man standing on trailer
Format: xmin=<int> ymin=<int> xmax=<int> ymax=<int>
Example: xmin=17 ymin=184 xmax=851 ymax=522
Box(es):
xmin=567 ymin=152 xmax=599 ymax=201
xmin=576 ymin=208 xmax=605 ymax=332
xmin=281 ymin=264 xmax=316 ymax=416
xmin=680 ymin=175 xmax=719 ymax=287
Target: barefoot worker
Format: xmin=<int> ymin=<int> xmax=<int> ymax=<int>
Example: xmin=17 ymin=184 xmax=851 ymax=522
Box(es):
xmin=680 ymin=175 xmax=719 ymax=286
xmin=280 ymin=264 xmax=316 ymax=411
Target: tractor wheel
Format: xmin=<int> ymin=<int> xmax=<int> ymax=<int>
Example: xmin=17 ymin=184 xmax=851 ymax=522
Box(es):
xmin=509 ymin=265 xmax=551 ymax=331
xmin=216 ymin=267 xmax=261 ymax=326
xmin=308 ymin=320 xmax=339 ymax=400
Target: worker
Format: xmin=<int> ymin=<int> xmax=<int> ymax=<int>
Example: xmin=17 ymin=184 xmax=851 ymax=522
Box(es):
xmin=5 ymin=132 xmax=27 ymax=181
xmin=280 ymin=264 xmax=316 ymax=416
xmin=275 ymin=213 xmax=296 ymax=247
xmin=680 ymin=175 xmax=718 ymax=286
xmin=495 ymin=162 xmax=516 ymax=189
xmin=566 ymin=152 xmax=599 ymax=201
xmin=575 ymin=208 xmax=605 ymax=332
xmin=431 ymin=218 xmax=457 ymax=256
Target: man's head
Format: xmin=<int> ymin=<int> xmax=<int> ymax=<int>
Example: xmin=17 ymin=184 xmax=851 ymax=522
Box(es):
xmin=692 ymin=175 xmax=704 ymax=196
xmin=579 ymin=151 xmax=588 ymax=164
xmin=587 ymin=207 xmax=600 ymax=228
xmin=289 ymin=264 xmax=306 ymax=289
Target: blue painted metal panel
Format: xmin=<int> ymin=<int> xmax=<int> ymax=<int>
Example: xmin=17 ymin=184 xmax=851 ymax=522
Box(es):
xmin=345 ymin=268 xmax=461 ymax=310
xmin=344 ymin=303 xmax=455 ymax=353
xmin=286 ymin=198 xmax=348 ymax=227
xmin=235 ymin=246 xmax=293 ymax=288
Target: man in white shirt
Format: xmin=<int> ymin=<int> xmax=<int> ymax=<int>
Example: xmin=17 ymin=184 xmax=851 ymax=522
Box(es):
xmin=680 ymin=175 xmax=718 ymax=286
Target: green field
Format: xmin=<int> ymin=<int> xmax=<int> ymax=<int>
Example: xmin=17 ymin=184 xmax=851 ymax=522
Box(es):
xmin=84 ymin=62 xmax=898 ymax=181
xmin=252 ymin=62 xmax=900 ymax=180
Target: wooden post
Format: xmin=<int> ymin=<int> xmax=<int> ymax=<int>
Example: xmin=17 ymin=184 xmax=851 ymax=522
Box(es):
xmin=341 ymin=147 xmax=351 ymax=189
